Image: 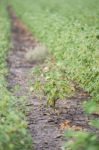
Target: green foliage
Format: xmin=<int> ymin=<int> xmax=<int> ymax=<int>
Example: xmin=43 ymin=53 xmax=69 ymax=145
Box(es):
xmin=10 ymin=0 xmax=99 ymax=103
xmin=84 ymin=101 xmax=99 ymax=114
xmin=9 ymin=0 xmax=99 ymax=149
xmin=63 ymin=130 xmax=99 ymax=150
xmin=31 ymin=61 xmax=74 ymax=107
xmin=0 ymin=3 xmax=32 ymax=150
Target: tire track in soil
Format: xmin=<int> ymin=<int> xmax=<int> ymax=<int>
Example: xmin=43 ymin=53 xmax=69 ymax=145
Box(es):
xmin=7 ymin=6 xmax=98 ymax=150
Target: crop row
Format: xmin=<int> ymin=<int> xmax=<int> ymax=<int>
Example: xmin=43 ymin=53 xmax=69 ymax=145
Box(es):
xmin=10 ymin=0 xmax=99 ymax=106
xmin=0 ymin=2 xmax=32 ymax=150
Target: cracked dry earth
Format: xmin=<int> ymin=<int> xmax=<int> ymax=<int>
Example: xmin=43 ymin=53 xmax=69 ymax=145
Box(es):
xmin=7 ymin=6 xmax=98 ymax=150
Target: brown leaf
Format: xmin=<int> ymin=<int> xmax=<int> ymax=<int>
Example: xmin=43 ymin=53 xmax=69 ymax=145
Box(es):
xmin=59 ymin=120 xmax=71 ymax=130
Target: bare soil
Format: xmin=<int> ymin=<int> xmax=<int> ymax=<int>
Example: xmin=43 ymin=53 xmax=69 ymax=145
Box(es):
xmin=7 ymin=6 xmax=98 ymax=150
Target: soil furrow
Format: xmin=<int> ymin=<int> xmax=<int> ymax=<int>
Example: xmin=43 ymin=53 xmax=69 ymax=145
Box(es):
xmin=7 ymin=6 xmax=64 ymax=150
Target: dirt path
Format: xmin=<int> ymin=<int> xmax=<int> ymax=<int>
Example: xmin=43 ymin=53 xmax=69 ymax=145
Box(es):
xmin=7 ymin=6 xmax=98 ymax=150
